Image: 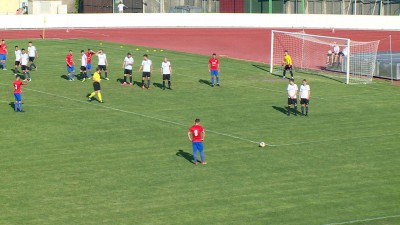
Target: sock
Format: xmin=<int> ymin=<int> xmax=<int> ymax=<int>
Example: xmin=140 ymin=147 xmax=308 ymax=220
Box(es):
xmin=123 ymin=76 xmax=127 ymax=83
xmin=14 ymin=102 xmax=18 ymax=111
xmin=301 ymin=107 xmax=304 ymax=115
xmin=80 ymin=72 xmax=83 ymax=79
xmin=147 ymin=79 xmax=150 ymax=88
xmin=141 ymin=80 xmax=144 ymax=86
xmin=105 ymin=71 xmax=108 ymax=78
xmin=283 ymin=70 xmax=286 ymax=77
xmin=32 ymin=63 xmax=36 ymax=69
xmin=71 ymin=72 xmax=75 ymax=79
xmin=306 ymin=106 xmax=309 ymax=114
xmin=287 ymin=106 xmax=290 ymax=115
xmin=129 ymin=76 xmax=132 ymax=83
xmin=88 ymin=71 xmax=92 ymax=78
xmin=23 ymin=72 xmax=27 ymax=80
xmin=216 ymin=76 xmax=219 ymax=84
xmin=83 ymin=72 xmax=87 ymax=79
xmin=290 ymin=71 xmax=294 ymax=77
xmin=163 ymin=81 xmax=165 ymax=88
xmin=19 ymin=102 xmax=23 ymax=111
xmin=168 ymin=81 xmax=171 ymax=88
xmin=27 ymin=71 xmax=31 ymax=79
xmin=98 ymin=92 xmax=103 ymax=102
xmin=89 ymin=92 xmax=96 ymax=98
xmin=3 ymin=62 xmax=6 ymax=69
xmin=211 ymin=76 xmax=214 ymax=84
xmin=294 ymin=106 xmax=298 ymax=115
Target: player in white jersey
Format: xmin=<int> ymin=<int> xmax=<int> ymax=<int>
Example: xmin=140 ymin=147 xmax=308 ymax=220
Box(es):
xmin=138 ymin=54 xmax=153 ymax=89
xmin=122 ymin=52 xmax=134 ymax=86
xmin=14 ymin=46 xmax=22 ymax=75
xmin=287 ymin=78 xmax=298 ymax=116
xmin=299 ymin=79 xmax=311 ymax=116
xmin=79 ymin=50 xmax=88 ymax=82
xmin=28 ymin=41 xmax=38 ymax=70
xmin=161 ymin=57 xmax=172 ymax=90
xmin=97 ymin=49 xmax=109 ymax=80
xmin=19 ymin=49 xmax=31 ymax=81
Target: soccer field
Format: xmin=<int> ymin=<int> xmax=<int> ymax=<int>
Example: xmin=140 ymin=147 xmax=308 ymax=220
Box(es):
xmin=0 ymin=39 xmax=399 ymax=225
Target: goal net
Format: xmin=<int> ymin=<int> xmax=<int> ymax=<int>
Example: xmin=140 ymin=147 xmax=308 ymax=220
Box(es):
xmin=270 ymin=30 xmax=380 ymax=84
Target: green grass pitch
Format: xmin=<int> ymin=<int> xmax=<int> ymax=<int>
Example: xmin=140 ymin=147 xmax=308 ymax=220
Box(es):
xmin=0 ymin=39 xmax=399 ymax=225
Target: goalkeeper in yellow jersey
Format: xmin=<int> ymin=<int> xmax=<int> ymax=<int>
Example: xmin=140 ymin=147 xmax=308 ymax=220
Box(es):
xmin=88 ymin=67 xmax=104 ymax=103
xmin=282 ymin=50 xmax=294 ymax=79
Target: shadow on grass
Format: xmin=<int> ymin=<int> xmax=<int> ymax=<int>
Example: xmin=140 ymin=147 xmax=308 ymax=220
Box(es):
xmin=252 ymin=64 xmax=283 ymax=78
xmin=60 ymin=75 xmax=69 ymax=80
xmin=153 ymin=82 xmax=163 ymax=89
xmin=272 ymin=106 xmax=288 ymax=115
xmin=176 ymin=150 xmax=198 ymax=164
xmin=198 ymin=79 xmax=211 ymax=86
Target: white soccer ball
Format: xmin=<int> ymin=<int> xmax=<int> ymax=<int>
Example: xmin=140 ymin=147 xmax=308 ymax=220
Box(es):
xmin=328 ymin=50 xmax=332 ymax=54
xmin=259 ymin=142 xmax=266 ymax=148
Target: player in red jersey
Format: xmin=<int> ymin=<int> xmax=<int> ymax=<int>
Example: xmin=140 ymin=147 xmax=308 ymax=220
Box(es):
xmin=188 ymin=118 xmax=207 ymax=165
xmin=13 ymin=76 xmax=28 ymax=112
xmin=0 ymin=39 xmax=8 ymax=70
xmin=86 ymin=49 xmax=96 ymax=79
xmin=208 ymin=53 xmax=220 ymax=87
xmin=66 ymin=50 xmax=75 ymax=81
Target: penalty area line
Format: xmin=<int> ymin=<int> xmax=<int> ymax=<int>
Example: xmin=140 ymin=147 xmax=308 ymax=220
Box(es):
xmin=322 ymin=214 xmax=400 ymax=225
xmin=269 ymin=132 xmax=400 ymax=147
xmin=6 ymin=84 xmax=261 ymax=145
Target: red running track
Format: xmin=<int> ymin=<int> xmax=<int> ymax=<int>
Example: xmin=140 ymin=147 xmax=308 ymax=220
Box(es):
xmin=1 ymin=28 xmax=399 ymax=63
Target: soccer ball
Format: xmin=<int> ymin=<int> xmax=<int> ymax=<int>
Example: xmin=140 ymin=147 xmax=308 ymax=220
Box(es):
xmin=259 ymin=142 xmax=266 ymax=148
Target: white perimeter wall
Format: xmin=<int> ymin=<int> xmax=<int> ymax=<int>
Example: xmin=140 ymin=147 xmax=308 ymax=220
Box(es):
xmin=2 ymin=13 xmax=400 ymax=30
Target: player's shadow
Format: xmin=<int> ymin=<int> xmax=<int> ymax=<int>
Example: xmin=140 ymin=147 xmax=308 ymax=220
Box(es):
xmin=176 ymin=150 xmax=199 ymax=164
xmin=272 ymin=106 xmax=288 ymax=115
xmin=116 ymin=78 xmax=124 ymax=84
xmin=252 ymin=64 xmax=270 ymax=72
xmin=198 ymin=79 xmax=211 ymax=86
xmin=60 ymin=75 xmax=69 ymax=80
xmin=153 ymin=82 xmax=163 ymax=89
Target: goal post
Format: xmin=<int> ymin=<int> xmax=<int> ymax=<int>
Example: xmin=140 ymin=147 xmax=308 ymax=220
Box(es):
xmin=270 ymin=30 xmax=380 ymax=84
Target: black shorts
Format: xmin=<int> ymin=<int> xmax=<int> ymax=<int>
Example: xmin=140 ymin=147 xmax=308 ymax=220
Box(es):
xmin=163 ymin=74 xmax=171 ymax=80
xmin=93 ymin=82 xmax=101 ymax=91
xmin=15 ymin=61 xmax=20 ymax=66
xmin=284 ymin=65 xmax=292 ymax=71
xmin=300 ymin=98 xmax=309 ymax=105
xmin=124 ymin=69 xmax=132 ymax=75
xmin=21 ymin=65 xmax=28 ymax=71
xmin=80 ymin=66 xmax=86 ymax=71
xmin=288 ymin=98 xmax=297 ymax=105
xmin=338 ymin=52 xmax=345 ymax=56
xmin=29 ymin=57 xmax=35 ymax=62
xmin=142 ymin=72 xmax=151 ymax=78
xmin=98 ymin=65 xmax=107 ymax=71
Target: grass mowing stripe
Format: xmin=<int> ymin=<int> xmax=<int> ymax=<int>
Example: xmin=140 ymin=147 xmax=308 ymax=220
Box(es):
xmin=1 ymin=83 xmax=261 ymax=145
xmin=322 ymin=214 xmax=400 ymax=225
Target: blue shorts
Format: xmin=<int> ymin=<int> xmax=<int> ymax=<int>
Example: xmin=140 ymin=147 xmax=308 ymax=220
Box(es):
xmin=87 ymin=63 xmax=92 ymax=70
xmin=192 ymin=142 xmax=204 ymax=152
xmin=0 ymin=54 xmax=6 ymax=60
xmin=210 ymin=70 xmax=218 ymax=76
xmin=14 ymin=93 xmax=22 ymax=101
xmin=67 ymin=65 xmax=75 ymax=73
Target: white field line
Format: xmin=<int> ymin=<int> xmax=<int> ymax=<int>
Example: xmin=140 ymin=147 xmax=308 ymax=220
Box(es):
xmin=1 ymin=83 xmax=260 ymax=145
xmin=322 ymin=214 xmax=400 ymax=225
xmin=268 ymin=132 xmax=399 ymax=147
